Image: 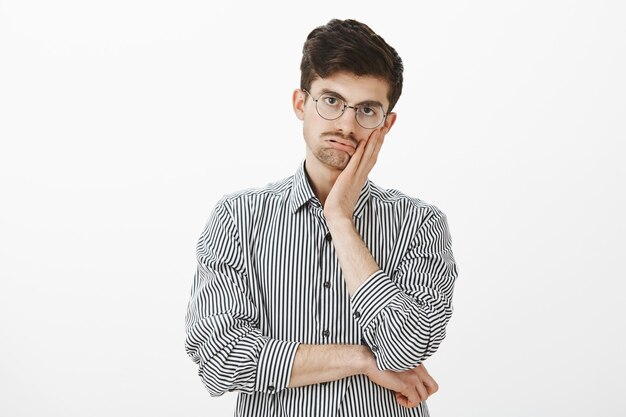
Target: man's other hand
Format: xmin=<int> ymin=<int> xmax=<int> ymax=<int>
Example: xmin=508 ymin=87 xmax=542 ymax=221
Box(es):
xmin=366 ymin=362 xmax=439 ymax=408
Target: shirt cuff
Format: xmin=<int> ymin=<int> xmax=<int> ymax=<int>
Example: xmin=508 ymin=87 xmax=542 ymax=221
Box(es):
xmin=350 ymin=270 xmax=403 ymax=330
xmin=255 ymin=338 xmax=300 ymax=394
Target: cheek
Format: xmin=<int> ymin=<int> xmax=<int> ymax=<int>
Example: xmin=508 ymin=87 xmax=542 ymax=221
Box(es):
xmin=303 ymin=109 xmax=319 ymax=125
xmin=302 ymin=116 xmax=323 ymax=136
xmin=301 ymin=119 xmax=315 ymax=142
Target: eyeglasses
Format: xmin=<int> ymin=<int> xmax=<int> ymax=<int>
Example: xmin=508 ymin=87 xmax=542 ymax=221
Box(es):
xmin=303 ymin=89 xmax=387 ymax=129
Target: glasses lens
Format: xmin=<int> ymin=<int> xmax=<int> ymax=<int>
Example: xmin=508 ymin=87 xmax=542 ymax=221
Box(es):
xmin=314 ymin=92 xmax=385 ymax=129
xmin=356 ymin=105 xmax=385 ymax=129
xmin=316 ymin=94 xmax=344 ymax=120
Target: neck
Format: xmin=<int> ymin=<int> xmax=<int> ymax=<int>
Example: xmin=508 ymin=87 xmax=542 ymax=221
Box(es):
xmin=304 ymin=158 xmax=341 ymax=207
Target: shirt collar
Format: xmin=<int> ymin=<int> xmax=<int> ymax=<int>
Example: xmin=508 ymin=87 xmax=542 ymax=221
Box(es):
xmin=289 ymin=160 xmax=371 ymax=219
xmin=353 ymin=180 xmax=371 ymax=219
xmin=289 ymin=161 xmax=318 ymax=213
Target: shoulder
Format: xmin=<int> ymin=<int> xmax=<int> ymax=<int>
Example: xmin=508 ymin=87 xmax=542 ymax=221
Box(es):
xmin=368 ymin=181 xmax=448 ymax=224
xmin=214 ymin=174 xmax=294 ymax=214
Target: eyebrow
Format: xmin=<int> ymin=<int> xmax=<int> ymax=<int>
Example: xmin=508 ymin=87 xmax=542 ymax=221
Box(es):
xmin=318 ymin=88 xmax=385 ymax=108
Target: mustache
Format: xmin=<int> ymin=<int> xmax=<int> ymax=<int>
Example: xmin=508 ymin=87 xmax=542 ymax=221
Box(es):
xmin=321 ymin=131 xmax=358 ymax=144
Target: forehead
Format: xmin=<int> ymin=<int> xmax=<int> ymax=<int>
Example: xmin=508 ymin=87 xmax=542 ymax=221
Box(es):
xmin=310 ymin=72 xmax=390 ymax=107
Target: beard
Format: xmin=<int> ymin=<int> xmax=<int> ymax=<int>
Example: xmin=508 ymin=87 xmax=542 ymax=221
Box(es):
xmin=315 ymin=147 xmax=351 ymax=170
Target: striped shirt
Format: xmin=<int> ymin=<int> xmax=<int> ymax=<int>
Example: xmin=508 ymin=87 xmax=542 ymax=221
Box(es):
xmin=185 ymin=161 xmax=457 ymax=416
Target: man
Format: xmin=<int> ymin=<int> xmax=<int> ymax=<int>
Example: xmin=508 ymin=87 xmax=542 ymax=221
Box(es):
xmin=185 ymin=18 xmax=457 ymax=416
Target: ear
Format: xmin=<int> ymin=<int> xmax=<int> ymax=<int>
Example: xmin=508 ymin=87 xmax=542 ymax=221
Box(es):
xmin=383 ymin=112 xmax=397 ymax=132
xmin=292 ymin=89 xmax=306 ymax=121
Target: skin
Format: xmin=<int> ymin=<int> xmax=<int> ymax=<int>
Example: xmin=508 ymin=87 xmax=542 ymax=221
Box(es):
xmin=287 ymin=72 xmax=439 ymax=408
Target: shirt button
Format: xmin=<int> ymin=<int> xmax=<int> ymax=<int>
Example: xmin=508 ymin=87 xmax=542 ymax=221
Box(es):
xmin=323 ymin=281 xmax=331 ymax=289
xmin=353 ymin=311 xmax=361 ymax=319
xmin=322 ymin=330 xmax=330 ymax=338
xmin=268 ymin=385 xmax=275 ymax=392
xmin=371 ymin=345 xmax=379 ymax=352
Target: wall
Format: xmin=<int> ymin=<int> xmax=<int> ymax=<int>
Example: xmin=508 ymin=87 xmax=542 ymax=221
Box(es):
xmin=1 ymin=1 xmax=624 ymax=416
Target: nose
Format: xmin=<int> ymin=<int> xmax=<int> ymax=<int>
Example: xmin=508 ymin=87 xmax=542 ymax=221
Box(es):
xmin=335 ymin=105 xmax=360 ymax=134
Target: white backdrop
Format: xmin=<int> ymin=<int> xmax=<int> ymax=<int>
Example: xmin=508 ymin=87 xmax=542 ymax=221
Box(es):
xmin=1 ymin=1 xmax=625 ymax=416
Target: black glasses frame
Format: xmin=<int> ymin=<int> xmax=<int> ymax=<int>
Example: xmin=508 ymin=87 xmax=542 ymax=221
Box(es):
xmin=303 ymin=89 xmax=387 ymax=129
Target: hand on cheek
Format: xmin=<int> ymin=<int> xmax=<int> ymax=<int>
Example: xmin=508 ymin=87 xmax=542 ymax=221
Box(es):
xmin=324 ymin=127 xmax=388 ymax=222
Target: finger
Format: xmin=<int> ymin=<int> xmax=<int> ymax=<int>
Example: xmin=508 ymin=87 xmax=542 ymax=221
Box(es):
xmin=356 ymin=130 xmax=385 ymax=177
xmin=360 ymin=133 xmax=379 ymax=166
xmin=363 ymin=128 xmax=384 ymax=159
xmin=404 ymin=381 xmax=423 ymax=408
xmin=367 ymin=126 xmax=388 ymax=141
xmin=414 ymin=381 xmax=429 ymax=403
xmin=369 ymin=127 xmax=386 ymax=158
xmin=344 ymin=142 xmax=374 ymax=189
xmin=395 ymin=391 xmax=420 ymax=409
xmin=394 ymin=392 xmax=410 ymax=408
xmin=416 ymin=365 xmax=439 ymax=395
xmin=371 ymin=130 xmax=385 ymax=162
xmin=343 ymin=137 xmax=367 ymax=175
xmin=425 ymin=379 xmax=439 ymax=395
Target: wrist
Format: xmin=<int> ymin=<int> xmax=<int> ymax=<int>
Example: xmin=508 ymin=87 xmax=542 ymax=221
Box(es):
xmin=325 ymin=214 xmax=354 ymax=231
xmin=357 ymin=345 xmax=377 ymax=376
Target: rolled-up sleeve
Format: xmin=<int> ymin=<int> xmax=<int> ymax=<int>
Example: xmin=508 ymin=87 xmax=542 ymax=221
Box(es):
xmin=184 ymin=200 xmax=299 ymax=396
xmin=350 ymin=208 xmax=457 ymax=371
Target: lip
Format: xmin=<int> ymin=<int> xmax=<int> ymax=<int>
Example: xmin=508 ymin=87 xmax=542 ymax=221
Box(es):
xmin=326 ymin=137 xmax=357 ymax=154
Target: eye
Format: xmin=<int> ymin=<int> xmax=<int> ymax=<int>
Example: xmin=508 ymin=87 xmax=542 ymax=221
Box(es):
xmin=321 ymin=95 xmax=342 ymax=108
xmin=359 ymin=105 xmax=379 ymax=117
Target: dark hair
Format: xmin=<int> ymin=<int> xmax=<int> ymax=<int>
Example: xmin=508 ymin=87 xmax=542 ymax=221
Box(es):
xmin=300 ymin=19 xmax=404 ymax=112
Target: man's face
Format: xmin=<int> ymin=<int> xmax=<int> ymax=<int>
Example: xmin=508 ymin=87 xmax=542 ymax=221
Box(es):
xmin=293 ymin=72 xmax=396 ymax=173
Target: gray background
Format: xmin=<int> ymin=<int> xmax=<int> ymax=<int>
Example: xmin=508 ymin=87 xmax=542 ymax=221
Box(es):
xmin=1 ymin=1 xmax=624 ymax=416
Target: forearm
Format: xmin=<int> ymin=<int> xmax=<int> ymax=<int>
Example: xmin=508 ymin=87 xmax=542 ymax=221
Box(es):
xmin=288 ymin=344 xmax=373 ymax=388
xmin=326 ymin=216 xmax=456 ymax=371
xmin=289 ymin=343 xmax=439 ymax=408
xmin=326 ymin=217 xmax=379 ymax=295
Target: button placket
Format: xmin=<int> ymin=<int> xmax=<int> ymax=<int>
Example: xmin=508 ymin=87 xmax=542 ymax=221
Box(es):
xmin=313 ymin=207 xmax=333 ymax=344
xmin=318 ymin=226 xmax=333 ymax=343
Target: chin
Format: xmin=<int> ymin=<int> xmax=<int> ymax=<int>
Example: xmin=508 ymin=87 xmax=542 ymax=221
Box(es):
xmin=326 ymin=158 xmax=349 ymax=171
xmin=317 ymin=150 xmax=350 ymax=171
